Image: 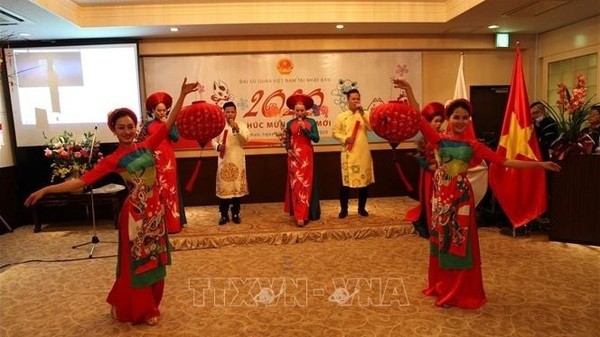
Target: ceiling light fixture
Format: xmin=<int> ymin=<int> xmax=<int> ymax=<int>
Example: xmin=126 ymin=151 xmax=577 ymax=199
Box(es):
xmin=170 ymin=27 xmax=179 ymax=32
xmin=488 ymin=24 xmax=499 ymax=29
xmin=336 ymin=24 xmax=344 ymax=29
xmin=19 ymin=33 xmax=31 ymax=37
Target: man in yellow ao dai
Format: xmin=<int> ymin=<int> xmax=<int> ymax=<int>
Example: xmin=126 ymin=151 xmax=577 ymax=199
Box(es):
xmin=332 ymin=88 xmax=374 ymax=219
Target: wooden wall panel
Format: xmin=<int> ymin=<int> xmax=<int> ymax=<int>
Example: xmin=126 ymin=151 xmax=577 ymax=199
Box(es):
xmin=549 ymin=154 xmax=600 ymax=246
xmin=13 ymin=146 xmax=419 ymax=226
xmin=179 ymin=148 xmax=419 ymax=206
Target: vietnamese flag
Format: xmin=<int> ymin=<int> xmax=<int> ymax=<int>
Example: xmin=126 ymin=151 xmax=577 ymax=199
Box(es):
xmin=488 ymin=45 xmax=547 ymax=228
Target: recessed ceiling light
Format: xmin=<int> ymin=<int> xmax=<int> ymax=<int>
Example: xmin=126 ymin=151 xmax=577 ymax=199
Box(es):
xmin=170 ymin=27 xmax=179 ymax=32
xmin=336 ymin=24 xmax=344 ymax=29
xmin=488 ymin=25 xmax=500 ymax=29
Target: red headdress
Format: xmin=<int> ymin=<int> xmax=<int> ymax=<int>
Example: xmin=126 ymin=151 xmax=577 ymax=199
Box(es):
xmin=286 ymin=94 xmax=314 ymax=110
xmin=145 ymin=92 xmax=173 ymax=116
xmin=107 ymin=108 xmax=138 ymax=132
xmin=421 ymin=102 xmax=445 ymax=122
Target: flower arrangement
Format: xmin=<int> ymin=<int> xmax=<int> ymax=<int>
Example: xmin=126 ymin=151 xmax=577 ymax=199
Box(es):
xmin=43 ymin=130 xmax=104 ymax=182
xmin=541 ymin=73 xmax=598 ymax=159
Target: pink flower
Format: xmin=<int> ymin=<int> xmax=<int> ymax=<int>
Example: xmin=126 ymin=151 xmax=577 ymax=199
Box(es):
xmin=43 ymin=130 xmax=104 ymax=182
xmin=545 ymin=73 xmax=598 ymax=145
xmin=557 ymin=74 xmax=587 ymax=115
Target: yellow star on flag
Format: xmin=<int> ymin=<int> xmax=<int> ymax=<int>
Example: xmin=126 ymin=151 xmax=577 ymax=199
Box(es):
xmin=498 ymin=110 xmax=538 ymax=160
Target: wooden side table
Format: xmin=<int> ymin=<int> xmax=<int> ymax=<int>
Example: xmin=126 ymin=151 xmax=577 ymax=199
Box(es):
xmin=32 ymin=186 xmax=127 ymax=233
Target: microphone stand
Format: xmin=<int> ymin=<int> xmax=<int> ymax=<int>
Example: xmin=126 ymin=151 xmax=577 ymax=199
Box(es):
xmin=71 ymin=126 xmax=102 ymax=258
xmin=0 ymin=214 xmax=13 ymax=232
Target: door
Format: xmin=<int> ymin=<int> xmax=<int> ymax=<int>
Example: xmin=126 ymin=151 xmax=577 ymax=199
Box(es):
xmin=469 ymin=85 xmax=509 ymax=150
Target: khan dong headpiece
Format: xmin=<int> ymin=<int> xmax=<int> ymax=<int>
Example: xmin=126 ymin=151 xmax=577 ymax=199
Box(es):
xmin=145 ymin=91 xmax=173 ymax=116
xmin=421 ymin=102 xmax=446 ymax=122
xmin=286 ymin=94 xmax=314 ymax=110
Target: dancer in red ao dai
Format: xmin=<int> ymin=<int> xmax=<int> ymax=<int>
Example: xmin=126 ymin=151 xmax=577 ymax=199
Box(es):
xmin=396 ymin=79 xmax=560 ymax=309
xmin=25 ymin=78 xmax=199 ymax=325
xmin=138 ymin=91 xmax=185 ymax=234
xmin=405 ymin=102 xmax=446 ymax=238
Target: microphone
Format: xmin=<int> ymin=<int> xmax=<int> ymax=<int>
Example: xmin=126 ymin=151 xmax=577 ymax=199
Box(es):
xmin=228 ymin=119 xmax=238 ymax=134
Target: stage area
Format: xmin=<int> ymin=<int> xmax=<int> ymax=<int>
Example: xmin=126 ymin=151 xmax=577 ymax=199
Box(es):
xmin=172 ymin=196 xmax=417 ymax=250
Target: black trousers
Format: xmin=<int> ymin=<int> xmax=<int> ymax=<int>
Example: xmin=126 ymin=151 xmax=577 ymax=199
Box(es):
xmin=219 ymin=197 xmax=241 ymax=215
xmin=339 ymin=185 xmax=368 ymax=211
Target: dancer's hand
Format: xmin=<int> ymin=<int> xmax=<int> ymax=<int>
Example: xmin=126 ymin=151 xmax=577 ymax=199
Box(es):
xmin=541 ymin=161 xmax=561 ymax=172
xmin=392 ymin=79 xmax=419 ymax=110
xmin=167 ymin=77 xmax=200 ymax=130
xmin=180 ymin=77 xmax=200 ymax=96
xmin=24 ymin=189 xmax=46 ymax=207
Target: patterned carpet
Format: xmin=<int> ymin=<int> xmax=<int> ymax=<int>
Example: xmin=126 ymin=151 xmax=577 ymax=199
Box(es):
xmin=1 ymin=197 xmax=599 ymax=337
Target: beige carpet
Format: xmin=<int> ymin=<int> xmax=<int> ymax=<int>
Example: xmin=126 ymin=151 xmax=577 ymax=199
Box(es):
xmin=1 ymin=197 xmax=599 ymax=337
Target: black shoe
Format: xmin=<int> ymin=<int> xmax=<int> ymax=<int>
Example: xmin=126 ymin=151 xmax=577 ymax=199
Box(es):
xmin=534 ymin=217 xmax=550 ymax=232
xmin=358 ymin=208 xmax=369 ymax=217
xmin=515 ymin=226 xmax=531 ymax=237
xmin=412 ymin=220 xmax=430 ymax=239
xmin=218 ymin=216 xmax=229 ymax=225
xmin=232 ymin=214 xmax=241 ymax=224
xmin=338 ymin=210 xmax=348 ymax=219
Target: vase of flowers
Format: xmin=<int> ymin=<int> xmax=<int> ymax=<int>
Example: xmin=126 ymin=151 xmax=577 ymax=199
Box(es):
xmin=541 ymin=73 xmax=598 ymax=160
xmin=43 ymin=130 xmax=104 ymax=183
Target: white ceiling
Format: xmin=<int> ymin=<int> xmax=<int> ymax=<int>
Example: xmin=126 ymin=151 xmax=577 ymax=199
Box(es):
xmin=0 ymin=0 xmax=599 ymax=42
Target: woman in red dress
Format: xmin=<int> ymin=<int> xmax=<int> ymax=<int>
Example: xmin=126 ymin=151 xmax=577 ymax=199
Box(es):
xmin=138 ymin=91 xmax=185 ymax=234
xmin=396 ymin=80 xmax=560 ymax=309
xmin=283 ymin=94 xmax=321 ymax=227
xmin=25 ymin=78 xmax=199 ymax=325
xmin=405 ymin=102 xmax=445 ymax=238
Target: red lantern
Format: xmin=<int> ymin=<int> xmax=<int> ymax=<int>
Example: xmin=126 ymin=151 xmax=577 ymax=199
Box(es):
xmin=176 ymin=100 xmax=225 ymax=192
xmin=370 ymin=101 xmax=419 ymax=143
xmin=177 ymin=100 xmax=225 ymax=147
xmin=370 ymin=101 xmax=419 ymax=193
